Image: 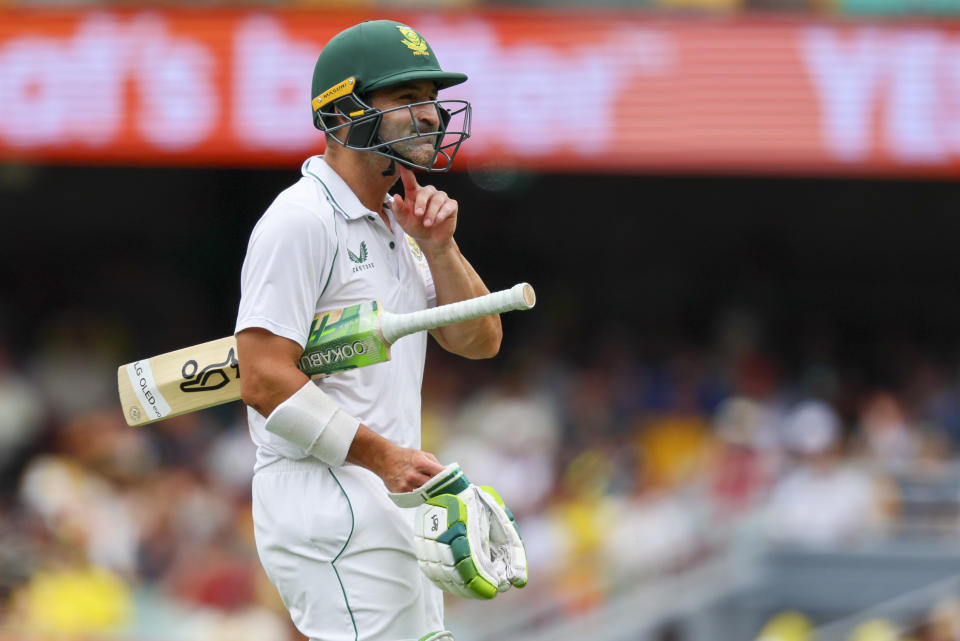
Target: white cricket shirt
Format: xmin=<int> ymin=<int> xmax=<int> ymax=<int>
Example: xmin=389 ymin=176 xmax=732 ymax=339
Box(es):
xmin=236 ymin=156 xmax=436 ymax=472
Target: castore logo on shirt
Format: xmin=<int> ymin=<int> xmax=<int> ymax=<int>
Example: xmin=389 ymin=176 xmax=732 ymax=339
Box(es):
xmin=349 ymin=241 xmax=375 ymax=273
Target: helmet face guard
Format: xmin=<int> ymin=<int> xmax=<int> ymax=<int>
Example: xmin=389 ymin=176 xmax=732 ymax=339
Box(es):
xmin=315 ymin=89 xmax=471 ymax=172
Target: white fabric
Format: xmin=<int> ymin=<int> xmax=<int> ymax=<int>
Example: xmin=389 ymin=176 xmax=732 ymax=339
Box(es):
xmin=263 ymin=380 xmax=360 ymax=467
xmin=252 ymin=458 xmax=444 ymax=641
xmin=236 ymin=155 xmax=437 ymax=471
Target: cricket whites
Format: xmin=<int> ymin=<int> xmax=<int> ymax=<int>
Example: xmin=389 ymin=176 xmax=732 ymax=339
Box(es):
xmin=118 ymin=283 xmax=536 ymax=427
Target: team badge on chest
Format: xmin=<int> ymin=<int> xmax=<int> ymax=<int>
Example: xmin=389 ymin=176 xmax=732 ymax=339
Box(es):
xmin=407 ymin=236 xmax=425 ymax=263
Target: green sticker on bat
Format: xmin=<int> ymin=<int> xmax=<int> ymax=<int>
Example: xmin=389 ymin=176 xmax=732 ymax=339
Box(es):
xmin=299 ymin=301 xmax=389 ymax=377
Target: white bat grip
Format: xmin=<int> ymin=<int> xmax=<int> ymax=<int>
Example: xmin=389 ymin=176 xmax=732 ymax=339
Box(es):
xmin=378 ymin=283 xmax=536 ymax=345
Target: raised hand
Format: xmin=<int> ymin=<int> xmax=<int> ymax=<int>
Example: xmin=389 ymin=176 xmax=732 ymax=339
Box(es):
xmin=391 ymin=165 xmax=458 ymax=253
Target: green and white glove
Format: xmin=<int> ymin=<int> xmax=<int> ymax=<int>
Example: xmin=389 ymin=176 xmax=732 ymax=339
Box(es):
xmin=389 ymin=463 xmax=528 ymax=599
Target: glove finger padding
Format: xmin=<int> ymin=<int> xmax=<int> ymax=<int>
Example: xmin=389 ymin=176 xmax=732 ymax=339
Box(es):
xmin=475 ymin=486 xmax=527 ymax=589
xmin=414 ymin=484 xmax=528 ymax=599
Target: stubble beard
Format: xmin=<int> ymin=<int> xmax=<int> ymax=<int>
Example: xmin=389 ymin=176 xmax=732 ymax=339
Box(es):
xmin=380 ymin=119 xmax=439 ymax=167
xmin=392 ymin=138 xmax=438 ymax=167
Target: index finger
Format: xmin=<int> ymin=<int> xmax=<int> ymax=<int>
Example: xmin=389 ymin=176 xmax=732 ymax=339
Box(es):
xmin=398 ymin=164 xmax=419 ymax=195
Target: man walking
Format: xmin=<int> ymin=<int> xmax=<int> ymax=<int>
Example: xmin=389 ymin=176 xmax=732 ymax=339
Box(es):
xmin=235 ymin=19 xmax=506 ymax=641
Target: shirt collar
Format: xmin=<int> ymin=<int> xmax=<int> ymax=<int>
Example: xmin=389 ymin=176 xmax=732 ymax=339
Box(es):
xmin=301 ymin=155 xmax=375 ymax=221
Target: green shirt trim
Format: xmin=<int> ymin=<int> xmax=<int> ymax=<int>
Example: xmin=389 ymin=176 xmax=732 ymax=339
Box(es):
xmin=329 ymin=469 xmax=358 ymax=641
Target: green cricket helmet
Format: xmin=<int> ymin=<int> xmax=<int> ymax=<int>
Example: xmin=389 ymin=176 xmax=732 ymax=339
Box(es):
xmin=311 ymin=20 xmax=472 ymax=172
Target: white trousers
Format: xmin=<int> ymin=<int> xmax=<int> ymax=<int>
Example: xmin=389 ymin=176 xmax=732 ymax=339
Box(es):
xmin=252 ymin=457 xmax=445 ymax=641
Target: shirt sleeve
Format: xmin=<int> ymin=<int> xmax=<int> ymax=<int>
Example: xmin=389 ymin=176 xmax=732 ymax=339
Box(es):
xmin=235 ymin=201 xmax=336 ymax=347
xmin=422 ymin=258 xmax=437 ymax=308
xmin=403 ymin=233 xmax=437 ymax=308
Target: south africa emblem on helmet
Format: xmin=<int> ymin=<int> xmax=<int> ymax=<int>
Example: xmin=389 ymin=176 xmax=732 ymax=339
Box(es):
xmin=397 ymin=25 xmax=430 ymax=56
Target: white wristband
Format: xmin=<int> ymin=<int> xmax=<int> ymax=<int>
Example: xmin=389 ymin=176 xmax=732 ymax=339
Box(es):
xmin=263 ymin=380 xmax=360 ymax=467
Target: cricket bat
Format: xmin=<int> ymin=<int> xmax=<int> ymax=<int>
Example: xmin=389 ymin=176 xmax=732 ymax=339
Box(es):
xmin=118 ymin=283 xmax=536 ymax=427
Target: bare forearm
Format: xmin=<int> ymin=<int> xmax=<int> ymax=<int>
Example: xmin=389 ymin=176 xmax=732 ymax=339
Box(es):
xmin=347 ymin=424 xmax=444 ymax=492
xmin=248 ymin=368 xmax=309 ymax=416
xmin=237 ymin=329 xmax=310 ymax=416
xmin=346 ymin=424 xmax=396 ymax=473
xmin=423 ymin=240 xmax=502 ymax=358
xmin=424 ymin=239 xmax=488 ymax=304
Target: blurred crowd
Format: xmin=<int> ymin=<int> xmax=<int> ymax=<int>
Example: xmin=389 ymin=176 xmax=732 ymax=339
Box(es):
xmin=757 ymin=603 xmax=960 ymax=641
xmin=4 ymin=310 xmax=960 ymax=640
xmin=0 ymin=0 xmax=958 ymax=18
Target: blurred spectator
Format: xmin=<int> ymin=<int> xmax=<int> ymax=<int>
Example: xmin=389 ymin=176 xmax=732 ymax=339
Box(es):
xmin=847 ymin=618 xmax=901 ymax=641
xmin=603 ymin=481 xmax=703 ymax=586
xmin=855 ymin=391 xmax=922 ymax=474
xmin=560 ymin=364 xmax=621 ymax=451
xmin=442 ymin=364 xmax=561 ymax=518
xmin=0 ymin=342 xmax=45 ymax=477
xmin=11 ymin=295 xmax=960 ymax=638
xmin=58 ymin=406 xmax=159 ymax=483
xmin=537 ymin=449 xmax=620 ymax=612
xmin=634 ymin=411 xmax=712 ymax=491
xmin=706 ymin=396 xmax=774 ymax=518
xmin=755 ymin=610 xmax=814 ymax=641
xmin=420 ymin=345 xmax=470 ymax=455
xmin=914 ymin=597 xmax=960 ymax=641
xmin=205 ymin=417 xmax=258 ymax=496
xmin=28 ymin=314 xmax=119 ymax=420
xmin=6 ymin=564 xmax=133 ymax=638
xmin=765 ymin=400 xmax=891 ymax=546
xmin=908 ymin=361 xmax=960 ymax=449
xmin=19 ymin=453 xmax=141 ymax=576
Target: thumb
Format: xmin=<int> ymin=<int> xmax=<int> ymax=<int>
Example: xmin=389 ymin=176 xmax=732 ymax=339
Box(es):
xmin=398 ymin=164 xmax=419 ymax=196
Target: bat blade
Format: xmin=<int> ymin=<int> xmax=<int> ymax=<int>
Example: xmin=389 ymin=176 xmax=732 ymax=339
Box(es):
xmin=118 ymin=283 xmax=536 ymax=427
xmin=118 ymin=336 xmax=242 ymax=426
xmin=117 ymin=304 xmax=389 ymax=428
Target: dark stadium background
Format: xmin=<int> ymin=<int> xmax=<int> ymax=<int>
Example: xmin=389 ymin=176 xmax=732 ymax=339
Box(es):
xmin=3 ymin=167 xmax=959 ymax=384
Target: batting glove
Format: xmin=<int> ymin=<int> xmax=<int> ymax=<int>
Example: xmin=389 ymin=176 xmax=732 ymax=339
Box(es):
xmin=390 ymin=463 xmax=528 ymax=599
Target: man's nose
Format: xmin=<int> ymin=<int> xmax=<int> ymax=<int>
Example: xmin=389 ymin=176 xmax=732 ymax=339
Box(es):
xmin=412 ymin=103 xmax=439 ymax=129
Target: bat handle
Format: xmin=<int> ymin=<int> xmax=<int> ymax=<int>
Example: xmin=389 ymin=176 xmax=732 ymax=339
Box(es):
xmin=378 ymin=282 xmax=536 ymax=345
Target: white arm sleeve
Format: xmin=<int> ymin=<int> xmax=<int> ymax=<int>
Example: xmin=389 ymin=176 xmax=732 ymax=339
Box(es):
xmin=263 ymin=380 xmax=360 ymax=467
